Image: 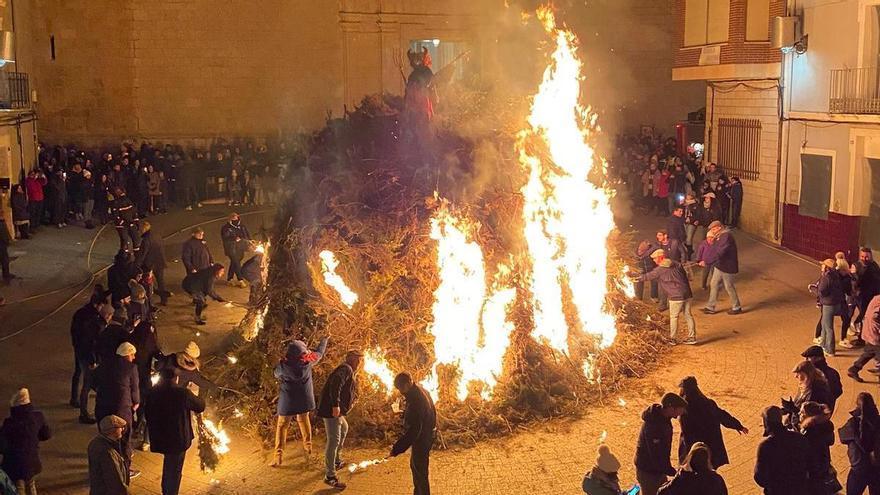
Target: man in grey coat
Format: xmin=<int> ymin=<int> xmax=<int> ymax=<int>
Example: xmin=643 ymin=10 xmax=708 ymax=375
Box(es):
xmin=87 ymin=415 xmax=130 ymax=495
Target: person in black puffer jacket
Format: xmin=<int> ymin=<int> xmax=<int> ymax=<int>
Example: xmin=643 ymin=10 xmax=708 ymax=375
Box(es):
xmin=800 ymin=401 xmax=839 ymax=495
xmin=658 ymin=442 xmax=727 ymax=495
xmin=0 ymin=389 xmax=51 ymax=495
xmin=754 ymin=406 xmax=809 ymax=495
xmin=634 ymin=393 xmax=688 ymax=495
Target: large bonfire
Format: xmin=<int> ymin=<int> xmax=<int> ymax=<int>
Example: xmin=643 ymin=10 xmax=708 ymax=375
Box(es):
xmin=213 ymin=6 xmax=665 ymax=445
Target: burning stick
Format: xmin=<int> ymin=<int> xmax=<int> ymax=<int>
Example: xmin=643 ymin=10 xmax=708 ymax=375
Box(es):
xmin=319 ymin=250 xmax=359 ymax=308
xmin=347 ymin=457 xmax=388 ymax=473
xmin=196 ymin=414 xmax=230 ymax=473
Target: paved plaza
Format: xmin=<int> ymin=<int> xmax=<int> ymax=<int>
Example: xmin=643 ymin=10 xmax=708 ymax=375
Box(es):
xmin=0 ymin=209 xmax=875 ymax=494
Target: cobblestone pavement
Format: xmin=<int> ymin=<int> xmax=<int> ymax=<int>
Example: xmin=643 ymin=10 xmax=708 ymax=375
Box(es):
xmin=0 ymin=210 xmax=875 ymax=495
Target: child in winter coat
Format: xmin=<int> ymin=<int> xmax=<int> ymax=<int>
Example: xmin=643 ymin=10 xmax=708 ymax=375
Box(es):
xmin=582 ymin=444 xmax=639 ymax=495
xmin=271 ymin=336 xmax=329 ymax=467
xmin=0 ymin=389 xmax=52 ymax=495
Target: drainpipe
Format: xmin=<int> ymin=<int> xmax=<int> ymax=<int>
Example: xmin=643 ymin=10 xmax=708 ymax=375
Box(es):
xmin=775 ymin=0 xmax=797 ymax=242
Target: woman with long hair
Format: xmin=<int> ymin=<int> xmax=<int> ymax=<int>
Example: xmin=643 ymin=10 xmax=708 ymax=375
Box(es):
xmin=677 ymin=376 xmax=748 ymax=468
xmin=784 ymin=360 xmax=833 ymax=430
xmin=839 ymin=392 xmax=880 ymax=495
xmin=800 ymin=401 xmax=840 ymax=495
xmin=657 ymin=442 xmax=727 ymax=494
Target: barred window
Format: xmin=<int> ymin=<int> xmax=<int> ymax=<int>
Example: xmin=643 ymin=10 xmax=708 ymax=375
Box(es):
xmin=717 ymin=118 xmax=761 ymax=181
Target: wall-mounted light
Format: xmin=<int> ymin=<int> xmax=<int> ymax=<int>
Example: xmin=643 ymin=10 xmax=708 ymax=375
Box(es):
xmin=0 ymin=32 xmax=15 ymax=67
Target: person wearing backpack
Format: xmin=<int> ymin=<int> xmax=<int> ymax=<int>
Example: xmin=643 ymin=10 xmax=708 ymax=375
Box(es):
xmin=839 ymin=392 xmax=880 ymax=494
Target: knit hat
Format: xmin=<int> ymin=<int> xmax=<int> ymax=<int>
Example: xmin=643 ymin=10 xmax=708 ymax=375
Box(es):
xmin=661 ymin=392 xmax=688 ymax=409
xmin=116 ymin=342 xmax=136 ymax=357
xmin=707 ymin=220 xmax=723 ymax=230
xmin=99 ymin=414 xmax=126 ymax=433
xmin=595 ymin=444 xmax=621 ymax=473
xmin=184 ymin=341 xmax=201 ymax=359
xmin=650 ymin=249 xmax=665 ymax=259
xmin=10 ymin=388 xmax=29 ymax=407
xmin=112 ymin=306 xmax=128 ymax=324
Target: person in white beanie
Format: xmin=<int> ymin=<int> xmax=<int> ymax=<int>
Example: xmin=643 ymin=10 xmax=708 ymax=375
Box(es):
xmin=582 ymin=444 xmax=638 ymax=495
xmin=88 ymin=415 xmax=130 ymax=495
xmin=95 ymin=342 xmax=140 ymax=481
xmin=158 ymin=341 xmax=211 ymax=393
xmin=0 ymin=388 xmax=51 ymax=495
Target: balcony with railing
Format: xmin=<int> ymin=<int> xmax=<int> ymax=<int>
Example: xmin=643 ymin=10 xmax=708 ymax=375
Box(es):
xmin=830 ymin=67 xmax=880 ymax=114
xmin=0 ymin=71 xmax=29 ymax=110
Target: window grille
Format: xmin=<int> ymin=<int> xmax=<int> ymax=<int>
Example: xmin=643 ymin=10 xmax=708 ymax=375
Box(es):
xmin=716 ymin=118 xmax=761 ymax=181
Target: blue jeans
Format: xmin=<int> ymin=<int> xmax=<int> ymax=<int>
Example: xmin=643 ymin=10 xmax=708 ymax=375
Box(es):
xmin=669 ymin=299 xmax=696 ymax=341
xmin=706 ymin=268 xmax=741 ymax=311
xmin=323 ymin=416 xmax=348 ymax=478
xmin=821 ymin=304 xmax=839 ymax=355
xmin=161 ymin=451 xmax=186 ymax=495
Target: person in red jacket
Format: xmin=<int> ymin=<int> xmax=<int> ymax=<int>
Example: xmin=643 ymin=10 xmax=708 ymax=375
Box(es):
xmin=24 ymin=170 xmax=47 ymax=229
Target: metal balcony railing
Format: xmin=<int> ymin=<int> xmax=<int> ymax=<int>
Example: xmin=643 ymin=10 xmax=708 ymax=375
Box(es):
xmin=830 ymin=67 xmax=880 ymax=114
xmin=0 ymin=71 xmax=29 ymax=110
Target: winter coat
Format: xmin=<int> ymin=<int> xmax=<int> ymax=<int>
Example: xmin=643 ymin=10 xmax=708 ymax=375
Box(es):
xmin=240 ymin=254 xmax=263 ymax=284
xmin=582 ymin=469 xmax=622 ymax=495
xmin=10 ymin=190 xmax=27 ymax=223
xmin=802 ymin=412 xmax=835 ymax=492
xmin=182 ymin=266 xmax=223 ymax=300
xmin=634 ymin=404 xmax=676 ymax=476
xmin=863 ymin=295 xmax=880 ymax=346
xmin=636 ymin=241 xmax=658 ymax=275
xmin=695 ymin=240 xmax=713 ymax=264
xmin=109 ymin=195 xmax=136 ymax=227
xmin=157 ymin=353 xmax=213 ymax=392
xmin=220 ymin=221 xmax=250 ymax=258
xmin=134 ymin=230 xmax=166 ymax=271
xmin=839 ymin=410 xmax=880 ymax=472
xmin=660 ymin=239 xmax=688 ymax=263
xmin=683 ymin=202 xmax=699 ymax=227
xmin=657 ymin=469 xmax=727 ymax=495
xmin=704 ymin=229 xmax=738 ymax=274
xmin=96 ymin=323 xmax=131 ymax=366
xmin=814 ymin=360 xmax=842 ymax=412
xmin=390 ymin=384 xmax=437 ymax=455
xmin=181 ymin=237 xmax=212 ymax=274
xmin=677 ymin=394 xmax=743 ymax=467
xmin=317 ymin=363 xmax=359 ymax=418
xmin=818 ymin=269 xmax=844 ymax=306
xmin=144 ymin=381 xmax=206 ymax=454
xmin=667 ymin=216 xmax=686 ymax=243
xmin=854 ymin=260 xmax=880 ymax=299
xmin=94 ymin=357 xmax=140 ymax=424
xmin=0 ymin=404 xmax=51 ymax=482
xmin=643 ymin=260 xmax=692 ymax=302
xmin=107 ymin=261 xmax=136 ymax=304
xmin=654 ymin=171 xmax=670 ymax=198
xmin=754 ymin=424 xmax=809 ymax=494
xmin=147 ymin=171 xmax=161 ymax=196
xmin=729 ymin=182 xmax=743 ymax=203
xmin=129 ymin=322 xmax=160 ymax=387
xmin=87 ymin=434 xmax=129 ymax=495
xmin=70 ymin=303 xmax=104 ymax=365
xmin=24 ymin=176 xmax=46 ymax=202
xmin=698 ymin=202 xmax=722 ymax=226
xmin=275 ymin=337 xmax=328 ymax=416
xmin=786 ymin=381 xmax=834 ymax=430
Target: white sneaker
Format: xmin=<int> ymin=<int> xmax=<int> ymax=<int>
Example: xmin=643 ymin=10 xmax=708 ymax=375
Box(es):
xmin=813 ymin=337 xmax=822 ymax=345
xmin=839 ymin=340 xmax=854 ymax=349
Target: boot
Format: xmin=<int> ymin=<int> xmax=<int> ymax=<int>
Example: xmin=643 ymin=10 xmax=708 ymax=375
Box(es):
xmin=269 ymin=450 xmax=282 ymax=467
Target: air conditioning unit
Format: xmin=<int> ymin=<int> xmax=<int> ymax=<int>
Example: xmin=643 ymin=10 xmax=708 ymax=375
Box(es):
xmin=772 ymin=16 xmax=806 ymax=54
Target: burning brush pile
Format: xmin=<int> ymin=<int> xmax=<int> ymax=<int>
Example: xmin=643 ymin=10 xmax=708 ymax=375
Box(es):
xmin=212 ymin=8 xmax=669 ymax=447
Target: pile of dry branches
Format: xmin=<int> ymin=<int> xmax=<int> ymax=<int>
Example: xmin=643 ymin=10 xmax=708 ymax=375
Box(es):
xmin=208 ymin=92 xmax=670 ymax=448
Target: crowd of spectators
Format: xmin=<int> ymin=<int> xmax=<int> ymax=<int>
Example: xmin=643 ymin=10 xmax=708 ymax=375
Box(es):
xmin=9 ymin=138 xmax=296 ymax=239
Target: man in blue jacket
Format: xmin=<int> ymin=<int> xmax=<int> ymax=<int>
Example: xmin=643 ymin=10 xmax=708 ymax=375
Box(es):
xmin=700 ymin=220 xmax=742 ymax=315
xmin=271 ymin=336 xmax=329 ymax=467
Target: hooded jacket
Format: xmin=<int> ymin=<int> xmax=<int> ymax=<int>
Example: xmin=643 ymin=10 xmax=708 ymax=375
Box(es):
xmin=0 ymin=404 xmax=52 ymax=481
xmin=634 ymin=404 xmax=675 ymax=476
xmin=801 ymin=409 xmax=835 ymax=488
xmin=643 ymin=260 xmax=693 ymax=302
xmin=839 ymin=409 xmax=880 ymax=471
xmin=657 ymin=469 xmax=728 ymax=495
xmin=677 ymin=394 xmax=744 ymax=468
xmin=275 ymin=337 xmax=328 ymax=416
xmin=754 ymin=408 xmax=809 ymax=495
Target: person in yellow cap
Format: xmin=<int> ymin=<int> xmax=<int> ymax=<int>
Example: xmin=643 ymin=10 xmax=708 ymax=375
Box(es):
xmin=95 ymin=342 xmax=140 ymax=481
xmin=633 ymin=249 xmax=697 ymax=345
xmin=88 ymin=415 xmax=130 ymax=494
